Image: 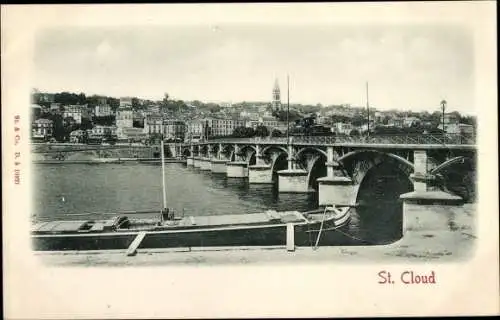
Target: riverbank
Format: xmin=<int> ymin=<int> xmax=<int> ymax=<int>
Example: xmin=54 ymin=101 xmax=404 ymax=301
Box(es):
xmin=32 ymin=158 xmax=186 ymax=164
xmin=36 ymin=224 xmax=476 ymax=266
xmin=34 ymin=232 xmax=476 ymax=266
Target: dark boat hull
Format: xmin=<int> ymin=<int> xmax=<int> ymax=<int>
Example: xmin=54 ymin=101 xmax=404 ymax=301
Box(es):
xmin=32 ymin=215 xmax=349 ymax=251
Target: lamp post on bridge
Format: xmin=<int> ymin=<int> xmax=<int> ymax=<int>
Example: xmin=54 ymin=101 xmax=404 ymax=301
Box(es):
xmin=440 ymin=99 xmax=447 ymax=144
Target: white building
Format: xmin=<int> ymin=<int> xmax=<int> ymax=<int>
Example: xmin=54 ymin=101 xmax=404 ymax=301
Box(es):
xmin=185 ymin=119 xmax=205 ymax=141
xmin=147 ymin=105 xmax=160 ymax=114
xmin=90 ymin=125 xmax=117 ymax=138
xmin=32 ymin=119 xmax=53 ymax=140
xmin=95 ymin=104 xmax=114 ymax=117
xmin=333 ymin=122 xmax=352 ymax=135
xmin=70 ymin=130 xmax=85 ymax=143
xmin=205 ymin=118 xmax=246 ymax=137
xmin=403 ymin=116 xmax=421 ymax=127
xmin=63 ymin=105 xmax=84 ymax=124
xmin=143 ymin=114 xmax=164 ymax=135
xmin=119 ymin=97 xmax=133 ymax=107
xmin=116 ymin=107 xmax=134 ymax=129
xmin=116 ymin=127 xmax=148 ymax=142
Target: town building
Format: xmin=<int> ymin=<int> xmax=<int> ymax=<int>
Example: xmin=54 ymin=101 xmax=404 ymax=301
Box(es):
xmin=388 ymin=117 xmax=405 ymax=128
xmin=272 ymin=78 xmax=282 ymax=112
xmin=94 ymin=104 xmax=114 ymax=117
xmin=69 ymin=130 xmax=86 ymax=143
xmin=438 ymin=122 xmax=474 ymax=136
xmin=374 ymin=111 xmax=383 ymax=123
xmin=440 ymin=113 xmax=460 ymax=125
xmin=32 ymin=119 xmax=53 ymax=141
xmin=240 ymin=110 xmax=259 ymax=119
xmin=185 ymin=120 xmax=205 ymax=141
xmin=143 ymin=115 xmax=186 ymax=141
xmin=257 ymin=104 xmax=269 ymax=113
xmin=333 ymin=122 xmax=352 ymax=135
xmin=260 ymin=116 xmax=279 ymax=129
xmin=119 ymin=97 xmax=134 ymax=107
xmin=62 ymin=105 xmax=85 ymax=124
xmin=403 ymin=116 xmax=421 ymax=127
xmin=164 ymin=119 xmax=186 ymax=141
xmin=437 ymin=113 xmax=469 ymax=135
xmin=143 ymin=114 xmax=164 ymax=136
xmin=147 ymin=105 xmax=161 ymax=114
xmin=205 ymin=118 xmax=246 ymax=137
xmin=116 ymin=107 xmax=134 ymax=128
xmin=50 ymin=103 xmax=62 ymax=114
xmin=89 ymin=125 xmax=117 ymax=139
xmin=116 ymin=127 xmax=148 ymax=142
xmin=31 ymin=104 xmax=42 ymax=119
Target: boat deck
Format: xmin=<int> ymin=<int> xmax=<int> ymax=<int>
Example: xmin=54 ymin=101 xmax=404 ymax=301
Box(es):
xmin=31 ymin=211 xmax=310 ymax=234
xmin=32 ymin=220 xmax=88 ymax=233
xmin=166 ymin=211 xmax=307 ymax=228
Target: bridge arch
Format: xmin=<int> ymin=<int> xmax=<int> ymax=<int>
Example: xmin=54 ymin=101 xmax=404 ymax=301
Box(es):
xmin=354 ymin=159 xmax=414 ymax=244
xmin=261 ymin=145 xmax=288 ymax=156
xmin=338 ymin=150 xmax=414 ymax=174
xmin=270 ymin=152 xmax=288 ymax=180
xmin=306 ymin=153 xmax=327 ymax=191
xmin=215 ymin=144 xmax=233 ymax=160
xmin=239 ymin=144 xmax=257 ymax=154
xmin=199 ymin=145 xmax=209 ymax=157
xmin=181 ymin=147 xmax=191 ymax=157
xmin=431 ymin=156 xmax=476 ymax=202
xmin=295 ymin=147 xmax=327 ymax=159
xmin=430 ymin=156 xmax=470 ymax=175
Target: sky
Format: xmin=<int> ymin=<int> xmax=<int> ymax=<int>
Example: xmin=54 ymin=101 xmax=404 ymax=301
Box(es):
xmin=34 ymin=24 xmax=475 ymax=114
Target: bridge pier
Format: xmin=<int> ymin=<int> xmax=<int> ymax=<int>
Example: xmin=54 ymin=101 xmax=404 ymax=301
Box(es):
xmin=248 ymin=165 xmax=273 ymax=184
xmin=226 ymin=161 xmax=248 ymax=178
xmin=193 ymin=157 xmax=202 ymax=168
xmin=400 ymin=150 xmax=464 ymax=233
xmin=277 ymin=169 xmax=310 ymax=192
xmin=199 ymin=157 xmax=211 ymax=171
xmin=186 ymin=156 xmax=194 ymax=166
xmin=248 ymin=151 xmax=273 ymax=184
xmin=317 ymin=176 xmax=358 ymax=206
xmin=210 ymin=158 xmax=227 ymax=173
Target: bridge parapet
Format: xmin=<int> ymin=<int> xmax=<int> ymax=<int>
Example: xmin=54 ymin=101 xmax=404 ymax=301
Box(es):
xmin=188 ymin=133 xmax=475 ymax=147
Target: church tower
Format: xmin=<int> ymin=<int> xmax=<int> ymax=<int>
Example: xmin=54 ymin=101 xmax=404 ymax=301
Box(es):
xmin=272 ymin=78 xmax=281 ymax=111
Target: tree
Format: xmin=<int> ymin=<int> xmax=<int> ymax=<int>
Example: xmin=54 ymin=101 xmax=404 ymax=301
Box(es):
xmin=232 ymin=126 xmax=255 ymax=138
xmin=271 ymin=129 xmax=283 ymax=137
xmin=108 ymin=98 xmax=120 ymax=110
xmin=132 ymin=97 xmax=141 ymax=109
xmin=254 ymin=125 xmax=269 ymax=137
xmin=351 ymin=114 xmax=365 ymax=127
xmin=349 ymin=129 xmax=360 ymax=137
xmin=80 ymin=118 xmax=94 ymax=131
xmin=51 ymin=114 xmax=65 ymax=142
xmin=460 ymin=115 xmax=476 ymax=127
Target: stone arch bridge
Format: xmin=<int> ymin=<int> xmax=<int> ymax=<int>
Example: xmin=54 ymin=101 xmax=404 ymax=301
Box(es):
xmin=181 ymin=135 xmax=476 ymax=212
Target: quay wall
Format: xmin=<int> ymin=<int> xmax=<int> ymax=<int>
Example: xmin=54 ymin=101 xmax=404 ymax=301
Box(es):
xmin=31 ymin=145 xmax=174 ymax=161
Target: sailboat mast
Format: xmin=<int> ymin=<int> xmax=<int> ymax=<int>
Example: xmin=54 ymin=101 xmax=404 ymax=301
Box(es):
xmin=366 ymin=81 xmax=370 ymax=137
xmin=286 ymin=74 xmax=290 ymax=146
xmin=160 ymin=123 xmax=167 ymax=211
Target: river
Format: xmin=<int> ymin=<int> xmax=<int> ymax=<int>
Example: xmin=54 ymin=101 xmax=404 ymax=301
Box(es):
xmin=33 ymin=162 xmax=405 ymax=245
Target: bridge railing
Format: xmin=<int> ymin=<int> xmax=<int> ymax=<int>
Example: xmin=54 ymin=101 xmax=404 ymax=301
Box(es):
xmin=202 ymin=133 xmax=475 ymax=145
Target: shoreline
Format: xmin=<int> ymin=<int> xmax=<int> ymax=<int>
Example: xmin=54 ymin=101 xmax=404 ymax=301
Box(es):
xmin=35 ymin=229 xmax=476 ymax=266
xmin=32 ymin=158 xmax=186 ymax=164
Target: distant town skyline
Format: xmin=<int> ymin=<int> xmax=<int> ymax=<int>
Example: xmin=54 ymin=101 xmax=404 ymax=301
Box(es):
xmin=34 ymin=25 xmax=475 ymax=115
